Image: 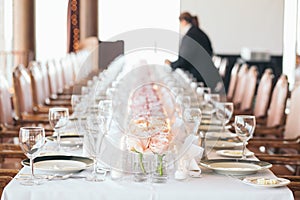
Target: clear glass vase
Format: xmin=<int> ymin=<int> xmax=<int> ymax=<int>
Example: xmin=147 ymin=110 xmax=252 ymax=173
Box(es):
xmin=132 ymin=152 xmax=150 ymax=182
xmin=152 ymin=154 xmax=168 ymax=183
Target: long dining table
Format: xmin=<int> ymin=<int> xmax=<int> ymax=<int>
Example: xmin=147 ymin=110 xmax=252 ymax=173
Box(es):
xmin=1 ymin=120 xmax=294 ymax=200
xmin=1 ymin=63 xmax=295 ymax=200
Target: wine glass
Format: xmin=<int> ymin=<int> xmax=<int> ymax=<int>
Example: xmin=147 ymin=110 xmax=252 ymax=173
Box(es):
xmin=49 ymin=107 xmax=69 ymax=151
xmin=183 ymin=108 xmax=202 ymax=135
xmin=98 ymin=99 xmax=113 ymax=134
xmin=216 ymin=102 xmax=234 ymax=132
xmin=234 ymin=115 xmax=256 ymax=159
xmin=19 ymin=127 xmax=45 ymax=185
xmin=85 ymin=114 xmax=107 ymax=182
xmin=71 ymin=95 xmax=85 ymax=132
xmin=176 ymin=95 xmax=191 ymax=118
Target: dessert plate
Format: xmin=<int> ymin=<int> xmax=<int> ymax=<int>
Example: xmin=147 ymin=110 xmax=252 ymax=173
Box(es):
xmin=242 ymin=177 xmax=290 ymax=188
xmin=22 ymin=155 xmax=93 ymax=174
xmin=199 ymin=159 xmax=272 ymax=175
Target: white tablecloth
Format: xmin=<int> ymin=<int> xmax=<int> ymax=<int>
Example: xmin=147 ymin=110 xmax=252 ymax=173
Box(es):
xmin=1 ymin=167 xmax=294 ymax=200
xmin=1 ymin=147 xmax=294 ymax=200
xmin=1 ymin=117 xmax=294 ymax=200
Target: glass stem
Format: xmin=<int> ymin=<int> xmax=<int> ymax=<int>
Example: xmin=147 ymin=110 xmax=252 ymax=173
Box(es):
xmin=242 ymin=141 xmax=247 ymax=159
xmin=56 ymin=128 xmax=61 ymax=151
xmin=92 ymin=157 xmax=97 ymax=176
xmin=30 ymin=157 xmax=34 ymax=180
xmin=78 ymin=116 xmax=82 ymax=131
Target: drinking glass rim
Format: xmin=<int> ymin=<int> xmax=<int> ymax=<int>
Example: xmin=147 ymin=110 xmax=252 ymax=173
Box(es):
xmin=49 ymin=107 xmax=69 ymax=112
xmin=234 ymin=115 xmax=255 ymax=118
xmin=20 ymin=127 xmax=45 ymax=131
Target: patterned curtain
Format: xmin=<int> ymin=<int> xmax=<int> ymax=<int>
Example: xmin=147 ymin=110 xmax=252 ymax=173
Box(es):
xmin=67 ymin=0 xmax=80 ymax=52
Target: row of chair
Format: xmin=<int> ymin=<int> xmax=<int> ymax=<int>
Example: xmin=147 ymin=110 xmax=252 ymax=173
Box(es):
xmin=219 ymin=59 xmax=300 ymax=196
xmin=0 ymin=49 xmax=94 ymax=194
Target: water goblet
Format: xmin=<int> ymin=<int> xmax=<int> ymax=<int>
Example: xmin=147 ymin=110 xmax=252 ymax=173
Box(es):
xmin=204 ymin=93 xmax=220 ymax=114
xmin=19 ymin=127 xmax=46 ymax=185
xmin=71 ymin=95 xmax=85 ymax=131
xmin=234 ymin=115 xmax=256 ymax=159
xmin=98 ymin=99 xmax=113 ymax=134
xmin=182 ymin=108 xmax=202 ymax=135
xmin=85 ymin=115 xmax=107 ymax=182
xmin=216 ymin=102 xmax=234 ymax=132
xmin=175 ymin=95 xmax=191 ymax=117
xmin=49 ymin=107 xmax=69 ymax=151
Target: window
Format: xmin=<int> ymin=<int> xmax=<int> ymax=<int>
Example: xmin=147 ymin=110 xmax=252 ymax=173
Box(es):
xmin=98 ymin=0 xmax=180 ymax=64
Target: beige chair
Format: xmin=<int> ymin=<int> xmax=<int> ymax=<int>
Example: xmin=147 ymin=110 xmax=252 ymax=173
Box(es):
xmin=218 ymin=57 xmax=228 ymax=78
xmin=0 ymin=176 xmax=13 ymax=197
xmin=12 ymin=64 xmax=49 ymax=122
xmin=232 ymin=63 xmax=248 ymax=109
xmin=28 ymin=62 xmax=71 ymax=110
xmin=254 ymin=74 xmax=289 ymax=138
xmin=284 ymin=85 xmax=300 ymax=139
xmin=253 ymin=69 xmax=274 ymax=120
xmin=239 ymin=66 xmax=258 ymax=112
xmin=227 ymin=63 xmax=240 ymax=101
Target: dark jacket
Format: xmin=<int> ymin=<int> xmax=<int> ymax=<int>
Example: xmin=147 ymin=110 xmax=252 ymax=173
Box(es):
xmin=171 ymin=25 xmax=213 ymax=83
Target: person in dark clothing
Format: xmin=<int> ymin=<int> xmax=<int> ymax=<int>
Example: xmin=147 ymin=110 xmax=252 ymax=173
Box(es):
xmin=165 ymin=12 xmax=213 ymax=83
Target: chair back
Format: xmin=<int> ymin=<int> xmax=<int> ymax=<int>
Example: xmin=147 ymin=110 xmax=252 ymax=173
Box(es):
xmin=240 ymin=66 xmax=258 ymax=111
xmin=266 ymin=75 xmax=289 ymax=127
xmin=0 ymin=74 xmax=14 ymax=125
xmin=218 ymin=58 xmax=228 ymax=78
xmin=39 ymin=62 xmax=51 ymax=100
xmin=12 ymin=64 xmax=34 ymax=118
xmin=284 ymin=85 xmax=300 ymax=139
xmin=53 ymin=60 xmax=64 ymax=93
xmin=232 ymin=63 xmax=248 ymax=107
xmin=253 ymin=68 xmax=273 ymax=118
xmin=227 ymin=63 xmax=240 ymax=101
xmin=28 ymin=61 xmax=46 ymax=108
xmin=47 ymin=60 xmax=59 ymax=97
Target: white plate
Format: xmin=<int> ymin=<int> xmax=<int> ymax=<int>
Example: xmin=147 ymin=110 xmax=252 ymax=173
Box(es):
xmin=22 ymin=155 xmax=93 ymax=174
xmin=216 ymin=150 xmax=254 ymax=158
xmin=206 ymin=132 xmax=237 ymax=139
xmin=200 ymin=159 xmax=272 ymax=175
xmin=47 ymin=135 xmax=83 ymax=147
xmin=206 ymin=140 xmax=244 ymax=149
xmin=242 ymin=177 xmax=290 ymax=188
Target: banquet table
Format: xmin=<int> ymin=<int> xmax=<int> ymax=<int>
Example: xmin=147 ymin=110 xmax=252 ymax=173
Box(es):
xmin=1 ymin=141 xmax=294 ymax=200
xmin=1 ymin=64 xmax=294 ymax=200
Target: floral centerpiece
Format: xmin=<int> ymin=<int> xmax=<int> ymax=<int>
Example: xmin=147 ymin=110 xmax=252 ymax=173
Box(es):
xmin=126 ymin=83 xmax=173 ymax=182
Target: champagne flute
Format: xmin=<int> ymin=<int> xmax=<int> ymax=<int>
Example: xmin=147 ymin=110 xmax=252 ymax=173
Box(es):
xmin=19 ymin=127 xmax=45 ymax=185
xmin=234 ymin=115 xmax=256 ymax=159
xmin=216 ymin=102 xmax=234 ymax=132
xmin=49 ymin=107 xmax=69 ymax=151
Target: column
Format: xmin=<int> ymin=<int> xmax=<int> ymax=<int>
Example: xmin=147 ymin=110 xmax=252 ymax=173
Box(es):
xmin=80 ymin=0 xmax=98 ymax=41
xmin=13 ymin=0 xmax=35 ymax=63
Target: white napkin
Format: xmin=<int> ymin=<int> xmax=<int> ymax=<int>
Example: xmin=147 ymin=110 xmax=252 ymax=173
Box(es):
xmin=175 ymin=135 xmax=203 ymax=180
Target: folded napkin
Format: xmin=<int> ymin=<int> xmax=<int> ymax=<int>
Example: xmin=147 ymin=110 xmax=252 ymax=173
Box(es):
xmin=175 ymin=135 xmax=203 ymax=180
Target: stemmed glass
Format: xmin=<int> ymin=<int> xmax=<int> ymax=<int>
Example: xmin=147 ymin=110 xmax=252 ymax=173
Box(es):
xmin=216 ymin=102 xmax=234 ymax=132
xmin=84 ymin=99 xmax=112 ymax=181
xmin=204 ymin=93 xmax=220 ymax=114
xmin=71 ymin=95 xmax=85 ymax=132
xmin=183 ymin=108 xmax=202 ymax=136
xmin=176 ymin=95 xmax=191 ymax=118
xmin=19 ymin=127 xmax=45 ymax=185
xmin=98 ymin=99 xmax=113 ymax=134
xmin=234 ymin=115 xmax=256 ymax=159
xmin=49 ymin=107 xmax=69 ymax=151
